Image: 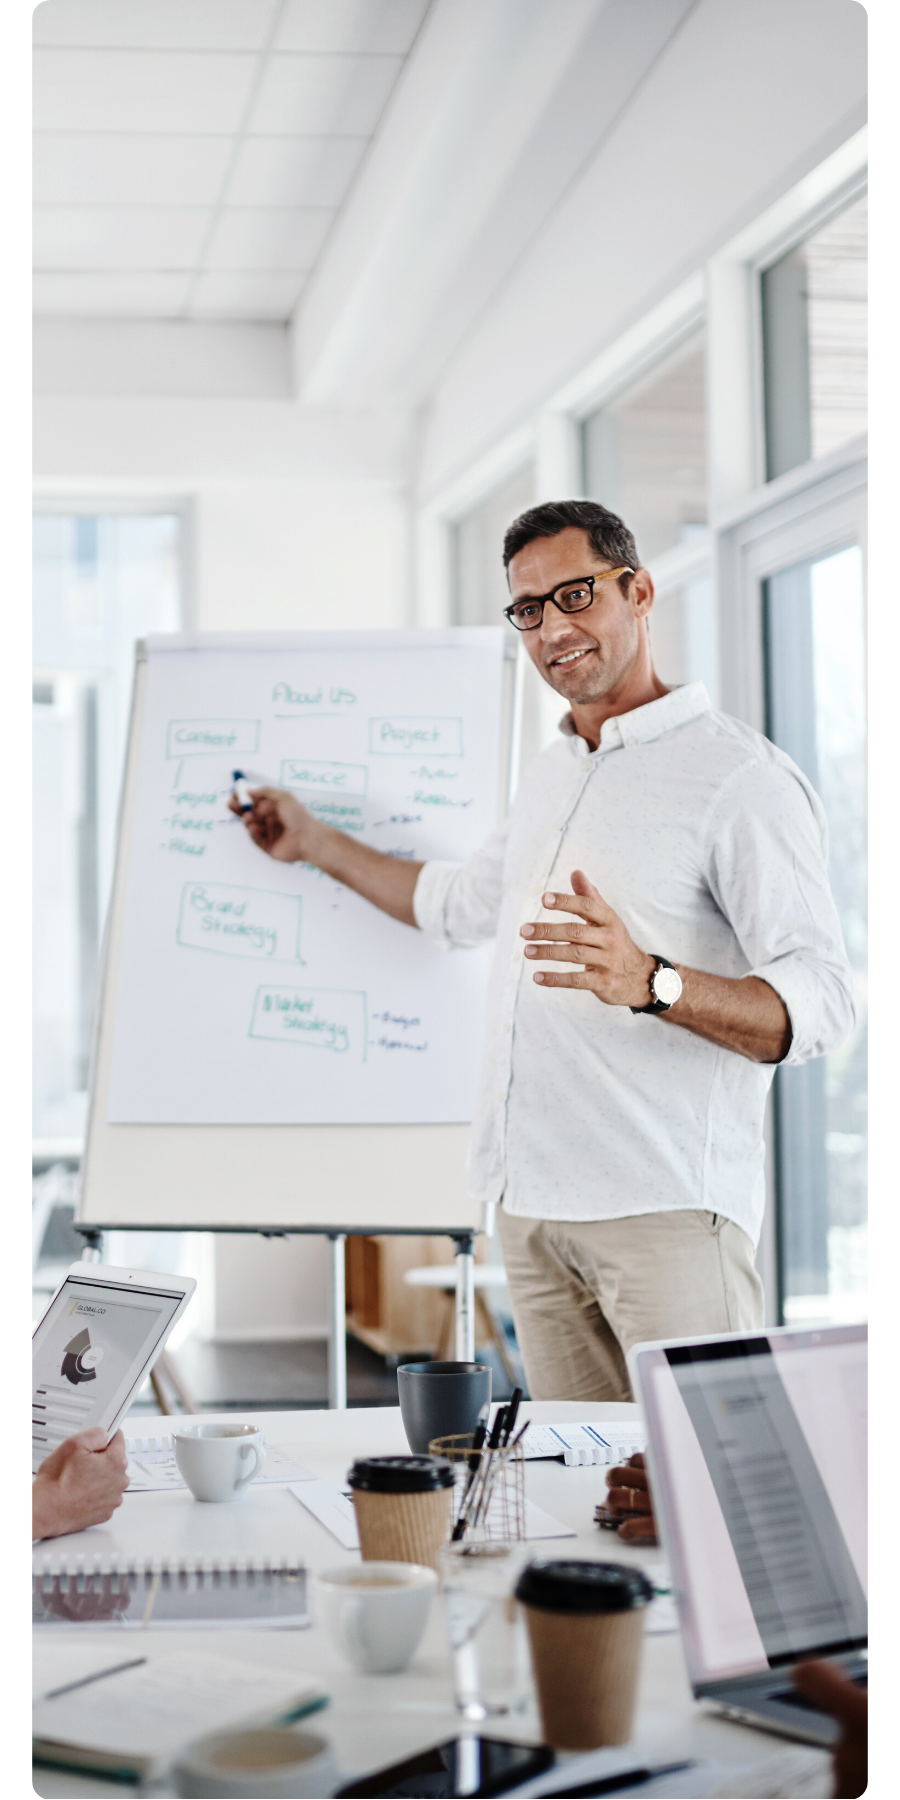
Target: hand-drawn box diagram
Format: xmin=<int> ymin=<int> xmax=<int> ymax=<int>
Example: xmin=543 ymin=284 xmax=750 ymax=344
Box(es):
xmin=249 ymin=986 xmax=367 ymax=1057
xmin=368 ymin=717 xmax=463 ymax=756
xmin=166 ymin=719 xmax=260 ymax=758
xmin=177 ymin=882 xmax=302 ymax=961
xmin=279 ymin=759 xmax=368 ymax=797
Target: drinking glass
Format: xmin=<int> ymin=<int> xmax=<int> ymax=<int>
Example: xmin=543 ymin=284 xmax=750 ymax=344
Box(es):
xmin=439 ymin=1541 xmax=532 ymax=1720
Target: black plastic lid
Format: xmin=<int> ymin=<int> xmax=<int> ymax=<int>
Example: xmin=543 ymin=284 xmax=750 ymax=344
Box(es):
xmin=347 ymin=1454 xmax=455 ymax=1493
xmin=514 ymin=1560 xmax=654 ymax=1614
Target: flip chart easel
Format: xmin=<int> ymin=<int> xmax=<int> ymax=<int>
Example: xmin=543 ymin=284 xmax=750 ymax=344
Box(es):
xmin=77 ymin=630 xmax=519 ymax=1405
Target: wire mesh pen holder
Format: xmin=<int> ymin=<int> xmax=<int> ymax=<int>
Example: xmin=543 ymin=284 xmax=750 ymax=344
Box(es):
xmin=429 ymin=1433 xmax=526 ymax=1543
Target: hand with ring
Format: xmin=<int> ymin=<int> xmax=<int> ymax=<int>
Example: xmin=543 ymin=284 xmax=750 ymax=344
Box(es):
xmin=601 ymin=1452 xmax=658 ymax=1543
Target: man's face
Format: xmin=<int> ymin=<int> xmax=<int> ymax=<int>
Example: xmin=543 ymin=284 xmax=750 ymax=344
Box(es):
xmin=507 ymin=526 xmax=648 ymax=705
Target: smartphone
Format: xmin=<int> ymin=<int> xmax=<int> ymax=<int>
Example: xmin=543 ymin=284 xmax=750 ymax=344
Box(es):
xmin=334 ymin=1735 xmax=554 ymax=1798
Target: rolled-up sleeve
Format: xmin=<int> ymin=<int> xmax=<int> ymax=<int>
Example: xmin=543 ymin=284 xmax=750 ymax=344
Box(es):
xmin=412 ymin=819 xmax=509 ymax=948
xmin=703 ymin=758 xmax=856 ymax=1064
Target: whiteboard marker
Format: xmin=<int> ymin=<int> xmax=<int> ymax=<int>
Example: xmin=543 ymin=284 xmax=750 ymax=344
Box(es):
xmin=232 ymin=771 xmax=255 ymax=813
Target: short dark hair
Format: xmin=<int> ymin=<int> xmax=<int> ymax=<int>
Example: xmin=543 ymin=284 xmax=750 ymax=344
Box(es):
xmin=502 ymin=499 xmax=638 ymax=592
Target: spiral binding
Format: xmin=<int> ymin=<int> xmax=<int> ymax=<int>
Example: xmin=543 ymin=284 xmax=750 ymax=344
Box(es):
xmin=33 ymin=1551 xmax=305 ymax=1580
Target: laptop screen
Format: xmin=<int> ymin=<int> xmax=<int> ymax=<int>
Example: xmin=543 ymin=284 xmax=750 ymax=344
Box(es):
xmin=633 ymin=1325 xmax=867 ymax=1685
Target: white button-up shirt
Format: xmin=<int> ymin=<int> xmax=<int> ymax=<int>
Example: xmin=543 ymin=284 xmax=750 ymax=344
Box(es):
xmin=412 ymin=683 xmax=854 ymax=1246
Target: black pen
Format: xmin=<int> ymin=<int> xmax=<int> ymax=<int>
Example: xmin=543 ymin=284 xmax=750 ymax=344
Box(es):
xmin=540 ymin=1759 xmax=694 ymax=1797
xmin=41 ymin=1656 xmax=148 ymax=1702
xmin=500 ymin=1386 xmax=523 ymax=1445
xmin=451 ymin=1409 xmax=490 ymax=1540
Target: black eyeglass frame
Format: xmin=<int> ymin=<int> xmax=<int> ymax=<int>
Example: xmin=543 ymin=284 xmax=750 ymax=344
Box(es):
xmin=503 ymin=567 xmax=635 ymax=631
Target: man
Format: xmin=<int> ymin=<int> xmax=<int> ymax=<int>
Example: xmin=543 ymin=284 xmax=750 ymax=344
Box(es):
xmin=233 ymin=499 xmax=853 ymax=1401
xmin=33 ymin=1428 xmax=129 ymax=1539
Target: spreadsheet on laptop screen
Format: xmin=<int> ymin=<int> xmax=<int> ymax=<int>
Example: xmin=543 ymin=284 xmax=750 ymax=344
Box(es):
xmin=638 ymin=1326 xmax=866 ymax=1684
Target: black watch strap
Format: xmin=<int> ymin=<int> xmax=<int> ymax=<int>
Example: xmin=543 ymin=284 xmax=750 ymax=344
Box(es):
xmin=631 ymin=956 xmax=677 ymax=1015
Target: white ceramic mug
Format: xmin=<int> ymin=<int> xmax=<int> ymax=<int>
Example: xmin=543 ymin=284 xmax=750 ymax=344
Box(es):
xmin=172 ymin=1423 xmax=266 ymax=1503
xmin=174 ymin=1725 xmax=336 ymax=1798
xmin=314 ymin=1561 xmax=437 ymax=1674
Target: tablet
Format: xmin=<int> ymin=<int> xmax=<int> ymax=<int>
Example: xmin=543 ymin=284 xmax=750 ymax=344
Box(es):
xmin=33 ymin=1264 xmax=196 ymax=1473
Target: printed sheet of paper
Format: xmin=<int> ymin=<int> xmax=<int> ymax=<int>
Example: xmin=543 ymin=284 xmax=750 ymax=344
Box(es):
xmin=519 ymin=1420 xmax=647 ymax=1464
xmin=124 ymin=1436 xmax=314 ymax=1493
xmin=288 ymin=1482 xmax=575 ymax=1547
xmin=107 ymin=634 xmax=504 ymax=1124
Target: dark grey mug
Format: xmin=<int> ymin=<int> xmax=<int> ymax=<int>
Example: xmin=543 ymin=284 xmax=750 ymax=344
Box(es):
xmin=397 ymin=1361 xmax=492 ymax=1454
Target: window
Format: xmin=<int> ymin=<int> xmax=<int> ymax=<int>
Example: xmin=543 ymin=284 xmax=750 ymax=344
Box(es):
xmin=453 ymin=464 xmax=535 ymax=627
xmin=33 ymin=513 xmax=181 ymax=1145
xmin=581 ymin=330 xmax=707 ymax=564
xmin=764 ymin=543 xmax=866 ymax=1325
xmin=647 ymin=572 xmax=718 ymax=699
xmin=761 ymin=193 xmax=867 ymax=482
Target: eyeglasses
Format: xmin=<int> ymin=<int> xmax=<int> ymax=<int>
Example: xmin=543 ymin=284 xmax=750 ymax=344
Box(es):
xmin=503 ymin=568 xmax=634 ymax=631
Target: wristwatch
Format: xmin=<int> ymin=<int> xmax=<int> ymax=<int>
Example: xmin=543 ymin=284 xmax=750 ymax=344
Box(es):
xmin=631 ymin=956 xmax=683 ymax=1015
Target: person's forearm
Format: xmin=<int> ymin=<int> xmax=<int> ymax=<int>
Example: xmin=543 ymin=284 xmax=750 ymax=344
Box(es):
xmin=661 ymin=968 xmax=792 ymax=1063
xmin=304 ymin=820 xmax=423 ymax=926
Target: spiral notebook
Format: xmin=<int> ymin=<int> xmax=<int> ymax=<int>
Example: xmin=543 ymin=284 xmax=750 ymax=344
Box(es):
xmin=33 ymin=1555 xmax=310 ymax=1630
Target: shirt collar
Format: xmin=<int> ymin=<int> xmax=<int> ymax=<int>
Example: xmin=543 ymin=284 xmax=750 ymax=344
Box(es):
xmin=558 ymin=682 xmax=712 ymax=756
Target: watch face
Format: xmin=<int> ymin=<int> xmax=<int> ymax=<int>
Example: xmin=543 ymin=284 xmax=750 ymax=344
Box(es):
xmin=653 ymin=965 xmax=682 ymax=1006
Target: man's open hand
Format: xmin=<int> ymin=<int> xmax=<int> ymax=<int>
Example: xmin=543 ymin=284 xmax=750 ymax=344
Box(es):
xmin=227 ymin=786 xmax=319 ymax=863
xmin=521 ymin=870 xmax=655 ymax=1008
xmin=33 ymin=1428 xmax=130 ymax=1539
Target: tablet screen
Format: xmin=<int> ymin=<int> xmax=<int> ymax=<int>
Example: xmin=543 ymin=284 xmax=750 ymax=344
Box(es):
xmin=33 ymin=1274 xmax=183 ymax=1471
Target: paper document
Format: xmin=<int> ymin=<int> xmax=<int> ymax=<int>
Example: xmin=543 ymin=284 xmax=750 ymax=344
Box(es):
xmin=33 ymin=1650 xmax=326 ymax=1776
xmin=288 ymin=1482 xmax=575 ymax=1548
xmin=519 ymin=1420 xmax=646 ymax=1465
xmin=506 ymin=1745 xmax=831 ymax=1798
xmin=125 ymin=1435 xmax=314 ymax=1492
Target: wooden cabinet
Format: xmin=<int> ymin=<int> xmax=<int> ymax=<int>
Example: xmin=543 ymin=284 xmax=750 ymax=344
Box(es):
xmin=345 ymin=1235 xmax=487 ymax=1359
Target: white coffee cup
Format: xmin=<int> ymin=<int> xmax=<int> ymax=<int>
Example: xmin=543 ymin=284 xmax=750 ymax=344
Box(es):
xmin=172 ymin=1423 xmax=266 ymax=1503
xmin=174 ymin=1725 xmax=336 ymax=1798
xmin=314 ymin=1561 xmax=436 ymax=1674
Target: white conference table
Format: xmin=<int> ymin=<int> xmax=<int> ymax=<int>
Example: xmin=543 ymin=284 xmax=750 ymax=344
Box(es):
xmin=33 ymin=1400 xmax=819 ymax=1797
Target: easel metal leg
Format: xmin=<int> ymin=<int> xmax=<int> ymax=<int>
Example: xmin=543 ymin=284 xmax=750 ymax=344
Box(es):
xmin=328 ymin=1233 xmax=348 ymax=1410
xmin=453 ymin=1234 xmax=475 ymax=1363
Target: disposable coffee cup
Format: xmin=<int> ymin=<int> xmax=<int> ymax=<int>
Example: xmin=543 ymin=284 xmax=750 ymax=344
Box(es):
xmin=347 ymin=1456 xmax=454 ymax=1572
xmin=514 ymin=1560 xmax=653 ymax=1749
xmin=174 ymin=1725 xmax=335 ymax=1798
xmin=397 ymin=1361 xmax=492 ymax=1454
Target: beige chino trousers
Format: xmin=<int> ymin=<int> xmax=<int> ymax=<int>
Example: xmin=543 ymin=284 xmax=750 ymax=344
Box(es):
xmin=497 ymin=1205 xmax=765 ymax=1403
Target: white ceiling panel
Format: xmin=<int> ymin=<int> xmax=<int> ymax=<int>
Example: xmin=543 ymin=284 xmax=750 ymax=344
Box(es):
xmin=34 ymin=206 xmax=211 ymax=270
xmin=187 ymin=270 xmax=308 ymax=320
xmin=31 ymin=0 xmax=429 ymax=322
xmin=32 ymin=0 xmax=280 ymax=51
xmin=227 ymin=134 xmax=367 ymax=207
xmin=205 ymin=207 xmax=333 ymax=271
xmin=33 ymin=271 xmax=192 ymax=316
xmin=34 ymin=49 xmax=258 ymax=134
xmin=33 ymin=134 xmax=234 ymax=206
xmin=247 ymin=52 xmax=405 ymax=136
xmin=275 ymin=0 xmax=429 ymax=55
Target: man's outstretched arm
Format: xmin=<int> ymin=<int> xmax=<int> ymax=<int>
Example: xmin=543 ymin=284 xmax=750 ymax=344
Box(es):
xmin=230 ymin=787 xmax=423 ymax=927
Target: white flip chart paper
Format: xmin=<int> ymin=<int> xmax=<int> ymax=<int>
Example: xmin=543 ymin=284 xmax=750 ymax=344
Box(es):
xmin=106 ymin=634 xmax=504 ymax=1125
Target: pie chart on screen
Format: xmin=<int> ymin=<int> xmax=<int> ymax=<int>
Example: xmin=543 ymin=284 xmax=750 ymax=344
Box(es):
xmin=61 ymin=1327 xmax=105 ymax=1385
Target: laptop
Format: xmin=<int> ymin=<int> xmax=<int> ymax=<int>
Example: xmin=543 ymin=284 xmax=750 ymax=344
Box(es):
xmin=33 ymin=1262 xmax=196 ymax=1474
xmin=628 ymin=1323 xmax=867 ymax=1746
